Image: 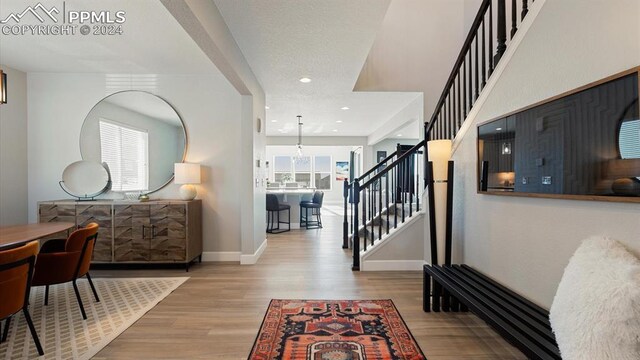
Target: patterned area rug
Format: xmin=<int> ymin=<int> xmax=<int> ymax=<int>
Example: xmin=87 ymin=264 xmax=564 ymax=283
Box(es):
xmin=1 ymin=277 xmax=188 ymax=360
xmin=249 ymin=299 xmax=426 ymax=360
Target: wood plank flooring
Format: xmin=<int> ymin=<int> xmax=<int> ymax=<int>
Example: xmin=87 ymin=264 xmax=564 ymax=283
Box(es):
xmin=92 ymin=213 xmax=526 ymax=359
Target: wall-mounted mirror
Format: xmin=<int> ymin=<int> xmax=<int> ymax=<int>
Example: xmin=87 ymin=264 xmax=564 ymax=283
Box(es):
xmin=478 ymin=69 xmax=640 ymax=200
xmin=80 ymin=91 xmax=186 ymax=194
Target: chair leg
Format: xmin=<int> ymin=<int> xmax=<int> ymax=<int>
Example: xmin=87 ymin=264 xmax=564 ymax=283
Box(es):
xmin=288 ymin=208 xmax=291 ymax=231
xmin=23 ymin=309 xmax=44 ymax=355
xmin=86 ymin=273 xmax=100 ymax=302
xmin=72 ymin=280 xmax=87 ymax=320
xmin=44 ymin=285 xmax=49 ymax=305
xmin=1 ymin=316 xmax=11 ymax=343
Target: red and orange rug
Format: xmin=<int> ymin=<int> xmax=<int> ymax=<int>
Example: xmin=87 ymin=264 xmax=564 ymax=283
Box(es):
xmin=248 ymin=299 xmax=426 ymax=360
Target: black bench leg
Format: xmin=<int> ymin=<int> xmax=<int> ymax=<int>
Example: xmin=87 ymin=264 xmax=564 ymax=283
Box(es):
xmin=451 ymin=296 xmax=460 ymax=312
xmin=432 ymin=282 xmax=441 ymax=312
xmin=423 ymin=271 xmax=431 ymax=312
xmin=443 ymin=289 xmax=450 ymax=312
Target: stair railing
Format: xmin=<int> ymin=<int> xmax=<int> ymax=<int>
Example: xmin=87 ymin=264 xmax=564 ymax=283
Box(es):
xmin=342 ymin=149 xmax=399 ymax=249
xmin=344 ymin=132 xmax=427 ymax=270
xmin=344 ymin=0 xmax=534 ymax=270
xmin=429 ymin=0 xmax=533 ymax=140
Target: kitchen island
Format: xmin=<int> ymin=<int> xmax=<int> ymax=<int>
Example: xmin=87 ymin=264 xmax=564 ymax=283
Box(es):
xmin=266 ymin=188 xmax=315 ymax=229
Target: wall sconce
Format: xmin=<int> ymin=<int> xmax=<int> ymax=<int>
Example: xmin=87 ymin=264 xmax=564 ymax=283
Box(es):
xmin=0 ymin=70 xmax=7 ymax=104
xmin=175 ymin=163 xmax=202 ymax=200
xmin=501 ymin=142 xmax=511 ymax=155
xmin=427 ymin=139 xmax=452 ymax=265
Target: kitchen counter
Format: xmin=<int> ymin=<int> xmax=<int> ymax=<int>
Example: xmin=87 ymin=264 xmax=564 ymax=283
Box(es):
xmin=266 ymin=189 xmax=316 ymax=229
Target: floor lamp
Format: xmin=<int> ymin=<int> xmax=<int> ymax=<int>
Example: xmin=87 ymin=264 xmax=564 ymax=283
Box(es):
xmin=427 ymin=140 xmax=452 ymax=265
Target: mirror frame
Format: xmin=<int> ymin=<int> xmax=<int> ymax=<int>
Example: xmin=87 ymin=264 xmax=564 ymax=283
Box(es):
xmin=79 ymin=90 xmax=188 ymax=195
xmin=476 ymin=66 xmax=640 ymax=204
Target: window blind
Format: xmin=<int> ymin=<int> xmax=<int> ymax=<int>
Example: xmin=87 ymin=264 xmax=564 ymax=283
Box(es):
xmin=99 ymin=120 xmax=149 ymax=192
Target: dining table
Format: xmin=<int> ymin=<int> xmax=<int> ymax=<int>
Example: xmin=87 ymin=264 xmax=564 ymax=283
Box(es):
xmin=0 ymin=222 xmax=75 ymax=250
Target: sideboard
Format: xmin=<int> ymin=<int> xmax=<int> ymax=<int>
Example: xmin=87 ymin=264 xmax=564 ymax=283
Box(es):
xmin=37 ymin=199 xmax=202 ymax=270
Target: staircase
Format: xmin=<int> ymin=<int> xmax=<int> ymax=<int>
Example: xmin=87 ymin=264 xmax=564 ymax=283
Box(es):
xmin=344 ymin=0 xmax=536 ymax=270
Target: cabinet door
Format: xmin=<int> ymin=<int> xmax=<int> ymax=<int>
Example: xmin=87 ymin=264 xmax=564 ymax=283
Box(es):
xmin=76 ymin=205 xmax=113 ymax=262
xmin=38 ymin=203 xmax=76 ymax=241
xmin=150 ymin=204 xmax=186 ymax=261
xmin=114 ymin=205 xmax=150 ymax=261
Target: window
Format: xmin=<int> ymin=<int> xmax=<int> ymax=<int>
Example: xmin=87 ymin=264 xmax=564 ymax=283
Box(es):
xmin=314 ymin=156 xmax=332 ymax=190
xmin=273 ymin=156 xmax=293 ymax=184
xmin=99 ymin=119 xmax=149 ymax=192
xmin=271 ymin=154 xmax=333 ymax=190
xmin=293 ymin=156 xmax=311 ymax=187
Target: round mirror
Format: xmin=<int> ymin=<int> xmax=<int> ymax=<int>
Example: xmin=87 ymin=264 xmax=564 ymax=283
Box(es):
xmin=80 ymin=91 xmax=186 ymax=194
xmin=618 ymin=99 xmax=639 ymax=181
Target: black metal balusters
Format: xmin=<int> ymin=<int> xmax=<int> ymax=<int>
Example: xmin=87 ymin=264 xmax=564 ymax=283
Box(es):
xmin=511 ymin=0 xmax=518 ymax=38
xmin=343 ymin=179 xmax=349 ymax=249
xmin=495 ymin=0 xmax=507 ymax=64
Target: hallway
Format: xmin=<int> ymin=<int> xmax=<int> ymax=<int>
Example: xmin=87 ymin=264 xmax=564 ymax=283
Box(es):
xmin=93 ymin=214 xmax=525 ymax=359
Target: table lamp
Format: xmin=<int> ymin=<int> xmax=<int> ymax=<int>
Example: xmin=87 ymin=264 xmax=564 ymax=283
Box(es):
xmin=175 ymin=163 xmax=201 ymax=200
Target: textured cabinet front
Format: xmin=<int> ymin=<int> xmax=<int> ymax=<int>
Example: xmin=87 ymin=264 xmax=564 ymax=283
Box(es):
xmin=76 ymin=205 xmax=113 ymax=262
xmin=38 ymin=203 xmax=76 ymax=241
xmin=37 ymin=200 xmax=202 ymax=265
xmin=114 ymin=205 xmax=150 ymax=262
xmin=150 ymin=204 xmax=186 ymax=261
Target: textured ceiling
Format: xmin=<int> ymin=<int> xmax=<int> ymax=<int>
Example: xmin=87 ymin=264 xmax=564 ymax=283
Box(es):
xmin=0 ymin=0 xmax=215 ymax=74
xmin=213 ymin=0 xmax=421 ymax=137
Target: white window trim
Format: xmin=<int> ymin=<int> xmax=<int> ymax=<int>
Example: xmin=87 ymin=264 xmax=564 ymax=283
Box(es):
xmin=271 ymin=155 xmax=333 ymax=190
xmin=99 ymin=118 xmax=149 ymax=192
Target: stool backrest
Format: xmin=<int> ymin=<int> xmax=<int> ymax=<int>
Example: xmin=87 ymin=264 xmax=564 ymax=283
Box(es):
xmin=312 ymin=191 xmax=324 ymax=206
xmin=266 ymin=194 xmax=280 ymax=211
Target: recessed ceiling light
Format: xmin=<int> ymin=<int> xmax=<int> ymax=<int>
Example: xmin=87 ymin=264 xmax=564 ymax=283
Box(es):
xmin=397 ymin=134 xmax=403 ymax=137
xmin=265 ymin=106 xmax=270 ymax=110
xmin=271 ymin=120 xmax=277 ymax=123
xmin=496 ymin=127 xmax=502 ymax=131
xmin=332 ymin=129 xmax=338 ymax=132
xmin=299 ymin=77 xmax=311 ymax=83
xmin=336 ymin=120 xmax=343 ymax=123
xmin=341 ymin=106 xmax=350 ymax=110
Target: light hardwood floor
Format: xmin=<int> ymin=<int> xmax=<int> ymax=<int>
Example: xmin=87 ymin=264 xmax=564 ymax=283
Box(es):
xmin=93 ymin=213 xmax=526 ymax=359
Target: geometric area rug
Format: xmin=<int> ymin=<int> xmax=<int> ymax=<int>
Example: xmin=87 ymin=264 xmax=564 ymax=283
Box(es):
xmin=0 ymin=277 xmax=188 ymax=360
xmin=248 ymin=299 xmax=427 ymax=360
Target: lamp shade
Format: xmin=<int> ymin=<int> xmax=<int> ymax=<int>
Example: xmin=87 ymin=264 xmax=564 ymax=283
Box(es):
xmin=427 ymin=140 xmax=452 ymax=181
xmin=174 ymin=163 xmax=201 ymax=184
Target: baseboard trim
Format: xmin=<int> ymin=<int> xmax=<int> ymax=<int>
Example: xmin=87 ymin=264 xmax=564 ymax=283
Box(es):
xmin=201 ymin=251 xmax=241 ymax=262
xmin=240 ymin=238 xmax=268 ymax=265
xmin=361 ymin=260 xmax=425 ymax=271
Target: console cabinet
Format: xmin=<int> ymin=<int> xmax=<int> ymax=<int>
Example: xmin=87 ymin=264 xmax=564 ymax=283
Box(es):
xmin=38 ymin=200 xmax=202 ymax=268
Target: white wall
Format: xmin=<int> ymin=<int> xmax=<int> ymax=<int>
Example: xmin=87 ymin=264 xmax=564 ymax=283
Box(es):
xmin=266 ymin=145 xmax=356 ymax=204
xmin=27 ymin=72 xmax=244 ymax=254
xmin=451 ymin=0 xmax=640 ymax=308
xmin=0 ymin=65 xmax=28 ymax=226
xmin=354 ymin=0 xmax=483 ymax=120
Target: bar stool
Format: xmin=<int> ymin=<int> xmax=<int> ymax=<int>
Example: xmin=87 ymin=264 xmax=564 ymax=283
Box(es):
xmin=266 ymin=194 xmax=290 ymax=233
xmin=300 ymin=191 xmax=324 ymax=229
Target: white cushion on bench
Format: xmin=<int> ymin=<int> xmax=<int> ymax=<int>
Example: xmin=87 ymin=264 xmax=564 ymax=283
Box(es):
xmin=549 ymin=236 xmax=640 ymax=360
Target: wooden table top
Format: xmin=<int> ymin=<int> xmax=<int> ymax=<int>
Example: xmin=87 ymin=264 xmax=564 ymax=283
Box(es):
xmin=0 ymin=222 xmax=75 ymax=250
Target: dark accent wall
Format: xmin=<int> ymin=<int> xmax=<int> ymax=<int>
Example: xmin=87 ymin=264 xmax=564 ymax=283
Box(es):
xmin=479 ymin=72 xmax=639 ymax=196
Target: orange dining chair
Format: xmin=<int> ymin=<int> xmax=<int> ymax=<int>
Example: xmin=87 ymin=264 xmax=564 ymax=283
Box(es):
xmin=0 ymin=241 xmax=44 ymax=355
xmin=32 ymin=223 xmax=100 ymax=320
